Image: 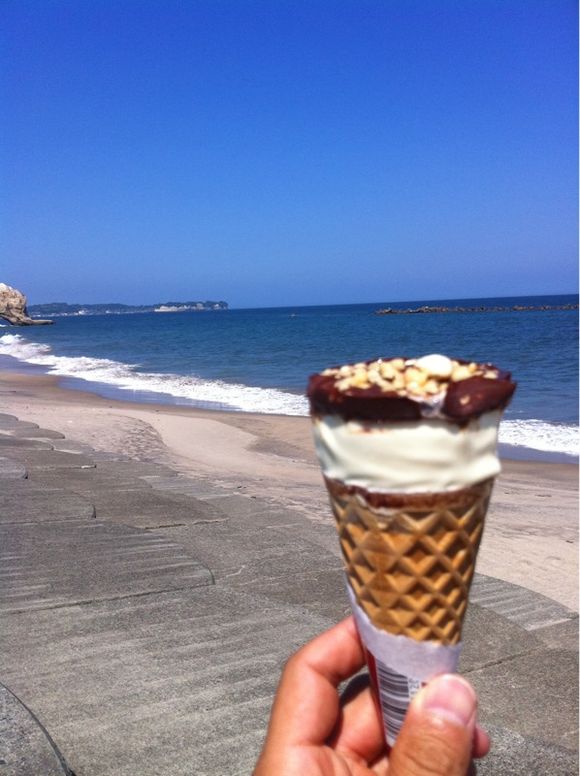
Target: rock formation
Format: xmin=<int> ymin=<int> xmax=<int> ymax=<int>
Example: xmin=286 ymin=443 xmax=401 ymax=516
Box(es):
xmin=0 ymin=284 xmax=54 ymax=325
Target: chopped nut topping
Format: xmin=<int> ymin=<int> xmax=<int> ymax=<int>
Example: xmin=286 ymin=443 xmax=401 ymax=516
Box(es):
xmin=424 ymin=379 xmax=441 ymax=394
xmin=380 ymin=362 xmax=397 ymax=380
xmin=325 ymin=353 xmax=500 ymax=400
xmin=451 ymin=365 xmax=472 ymax=382
xmin=404 ymin=367 xmax=428 ymax=386
xmin=309 ymin=353 xmax=515 ymax=421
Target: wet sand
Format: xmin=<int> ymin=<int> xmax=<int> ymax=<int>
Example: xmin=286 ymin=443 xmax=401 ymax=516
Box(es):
xmin=1 ymin=368 xmax=577 ymax=610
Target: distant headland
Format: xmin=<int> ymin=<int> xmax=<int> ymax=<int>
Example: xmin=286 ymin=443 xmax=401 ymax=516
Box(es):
xmin=28 ymin=300 xmax=229 ymax=318
xmin=0 ymin=282 xmax=229 ymax=325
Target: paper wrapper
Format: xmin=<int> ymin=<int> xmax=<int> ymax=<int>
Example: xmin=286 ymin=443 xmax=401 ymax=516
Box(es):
xmin=324 ymin=475 xmax=493 ymax=746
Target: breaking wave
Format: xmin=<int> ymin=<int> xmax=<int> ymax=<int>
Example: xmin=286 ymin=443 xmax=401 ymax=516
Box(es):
xmin=0 ymin=333 xmax=577 ymax=455
xmin=0 ymin=333 xmax=308 ymax=416
xmin=499 ymin=419 xmax=578 ymax=457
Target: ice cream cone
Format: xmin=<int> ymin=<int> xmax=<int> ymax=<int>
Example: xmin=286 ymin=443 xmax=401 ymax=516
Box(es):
xmin=324 ymin=475 xmax=493 ymax=645
xmin=307 ymin=354 xmax=516 ymax=745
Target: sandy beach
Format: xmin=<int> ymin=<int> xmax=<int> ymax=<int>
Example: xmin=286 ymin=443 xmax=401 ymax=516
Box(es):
xmin=1 ymin=367 xmax=577 ymax=611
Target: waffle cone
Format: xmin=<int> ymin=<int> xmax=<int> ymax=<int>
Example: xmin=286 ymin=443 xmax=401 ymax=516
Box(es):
xmin=325 ymin=476 xmax=494 ymax=646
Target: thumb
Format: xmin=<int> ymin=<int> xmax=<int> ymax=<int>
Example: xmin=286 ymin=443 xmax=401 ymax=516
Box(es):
xmin=388 ymin=674 xmax=477 ymax=776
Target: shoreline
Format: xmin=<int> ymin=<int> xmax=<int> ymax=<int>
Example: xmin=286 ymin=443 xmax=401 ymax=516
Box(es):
xmin=0 ymin=366 xmax=578 ymax=611
xmin=0 ymin=353 xmax=576 ymax=465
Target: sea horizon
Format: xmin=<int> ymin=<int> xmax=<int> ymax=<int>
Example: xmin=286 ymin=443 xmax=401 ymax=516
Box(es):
xmin=29 ymin=290 xmax=578 ymax=314
xmin=232 ymin=291 xmax=579 ymax=312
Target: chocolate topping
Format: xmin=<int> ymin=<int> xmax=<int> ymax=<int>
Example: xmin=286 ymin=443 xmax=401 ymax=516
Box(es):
xmin=307 ymin=355 xmax=516 ymax=423
xmin=443 ymin=375 xmax=515 ymax=420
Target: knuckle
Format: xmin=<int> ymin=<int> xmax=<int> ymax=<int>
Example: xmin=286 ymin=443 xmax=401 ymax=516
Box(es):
xmin=282 ymin=649 xmax=306 ymax=677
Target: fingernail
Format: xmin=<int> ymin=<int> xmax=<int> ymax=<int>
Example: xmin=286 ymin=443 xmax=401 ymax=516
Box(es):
xmin=416 ymin=674 xmax=476 ymax=727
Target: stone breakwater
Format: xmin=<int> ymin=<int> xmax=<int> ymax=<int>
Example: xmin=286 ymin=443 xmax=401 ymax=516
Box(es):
xmin=375 ymin=304 xmax=578 ymax=315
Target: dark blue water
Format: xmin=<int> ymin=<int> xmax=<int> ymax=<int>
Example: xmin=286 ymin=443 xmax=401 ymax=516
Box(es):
xmin=0 ymin=294 xmax=577 ymax=456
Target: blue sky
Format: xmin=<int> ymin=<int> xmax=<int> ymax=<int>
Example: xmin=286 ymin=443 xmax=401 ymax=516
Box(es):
xmin=2 ymin=0 xmax=577 ymax=308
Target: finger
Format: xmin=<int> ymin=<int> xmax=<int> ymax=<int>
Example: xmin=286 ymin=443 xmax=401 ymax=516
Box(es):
xmin=388 ymin=674 xmax=480 ymax=776
xmin=330 ymin=677 xmax=386 ymax=764
xmin=267 ymin=616 xmax=366 ymax=747
xmin=295 ymin=615 xmax=365 ymax=687
xmin=473 ymin=723 xmax=491 ymax=758
xmin=332 ymin=676 xmax=490 ymax=766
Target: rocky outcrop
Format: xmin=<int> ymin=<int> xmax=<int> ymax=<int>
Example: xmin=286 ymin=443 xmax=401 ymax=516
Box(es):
xmin=0 ymin=284 xmax=54 ymax=326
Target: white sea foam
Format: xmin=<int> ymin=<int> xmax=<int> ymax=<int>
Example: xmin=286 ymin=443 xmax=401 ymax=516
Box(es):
xmin=0 ymin=334 xmax=309 ymax=416
xmin=499 ymin=419 xmax=578 ymax=457
xmin=0 ymin=333 xmax=578 ymax=456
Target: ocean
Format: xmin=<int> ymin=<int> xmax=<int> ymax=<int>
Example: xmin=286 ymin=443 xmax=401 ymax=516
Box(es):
xmin=0 ymin=294 xmax=577 ymax=460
